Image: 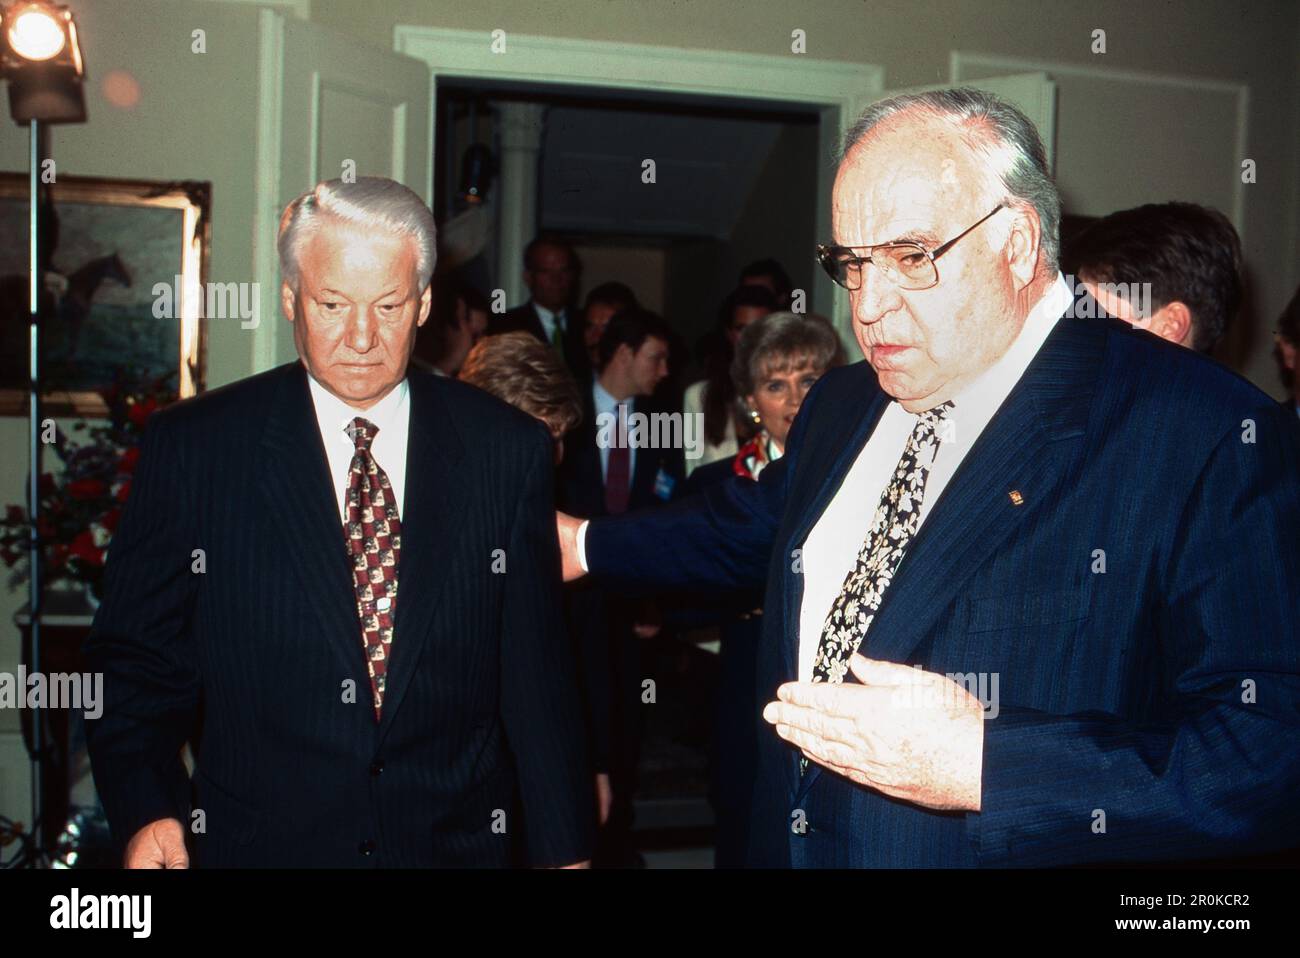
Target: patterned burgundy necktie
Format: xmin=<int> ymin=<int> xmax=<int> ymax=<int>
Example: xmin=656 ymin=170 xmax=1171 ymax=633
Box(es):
xmin=343 ymin=417 xmax=402 ymax=721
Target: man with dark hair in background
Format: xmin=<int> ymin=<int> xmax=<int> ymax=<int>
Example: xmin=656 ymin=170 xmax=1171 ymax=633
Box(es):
xmin=559 ymin=308 xmax=682 ymax=866
xmin=581 ymin=281 xmax=638 ymax=370
xmin=412 ymin=272 xmax=489 ymax=378
xmin=1276 ymin=284 xmax=1300 ymax=419
xmin=1070 ymin=201 xmax=1243 ymax=354
xmin=739 ymin=258 xmax=793 ymax=308
xmin=491 ymin=234 xmax=588 ymax=377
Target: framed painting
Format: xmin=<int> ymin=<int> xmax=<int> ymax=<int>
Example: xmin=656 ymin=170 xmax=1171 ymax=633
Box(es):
xmin=0 ymin=174 xmax=210 ymax=416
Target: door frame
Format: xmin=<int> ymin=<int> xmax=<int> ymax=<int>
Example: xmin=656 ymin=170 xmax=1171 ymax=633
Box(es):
xmin=394 ymin=26 xmax=886 ymax=337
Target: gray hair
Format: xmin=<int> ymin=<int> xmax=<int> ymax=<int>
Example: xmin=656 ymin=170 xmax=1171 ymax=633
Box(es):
xmin=839 ymin=87 xmax=1060 ymax=270
xmin=278 ymin=176 xmax=437 ymax=291
xmin=732 ymin=311 xmax=843 ymax=397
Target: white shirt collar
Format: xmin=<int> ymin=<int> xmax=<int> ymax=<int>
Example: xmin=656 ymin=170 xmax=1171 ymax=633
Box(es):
xmin=534 ymin=302 xmax=566 ymax=331
xmin=307 ymin=371 xmax=409 ymax=439
xmin=943 ymin=271 xmax=1073 ymax=427
xmin=592 ymin=378 xmax=631 ymax=416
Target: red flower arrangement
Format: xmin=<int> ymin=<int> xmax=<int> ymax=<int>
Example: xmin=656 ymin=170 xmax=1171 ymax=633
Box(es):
xmin=0 ymin=373 xmax=175 ymax=602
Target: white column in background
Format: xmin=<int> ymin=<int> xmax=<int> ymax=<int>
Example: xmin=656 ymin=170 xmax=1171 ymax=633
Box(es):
xmin=494 ymin=101 xmax=546 ymax=307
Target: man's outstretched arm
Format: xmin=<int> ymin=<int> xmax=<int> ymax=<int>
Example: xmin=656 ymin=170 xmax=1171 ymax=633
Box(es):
xmin=557 ymin=375 xmax=825 ymax=589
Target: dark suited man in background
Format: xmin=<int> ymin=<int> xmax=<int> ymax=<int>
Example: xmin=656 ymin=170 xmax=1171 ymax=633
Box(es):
xmin=491 ymin=234 xmax=588 ymax=378
xmin=558 ymin=89 xmax=1300 ymax=867
xmin=1070 ymin=201 xmax=1243 ymax=354
xmin=411 ymin=271 xmax=489 ymax=378
xmin=581 ymin=281 xmax=639 ymax=372
xmin=86 ymin=177 xmax=593 ymax=868
xmin=558 ymin=308 xmax=682 ymax=865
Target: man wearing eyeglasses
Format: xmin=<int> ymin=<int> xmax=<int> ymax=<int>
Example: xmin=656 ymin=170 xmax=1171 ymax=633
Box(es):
xmin=556 ymin=87 xmax=1300 ymax=868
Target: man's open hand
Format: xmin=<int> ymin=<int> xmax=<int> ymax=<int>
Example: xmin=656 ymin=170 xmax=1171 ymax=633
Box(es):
xmin=763 ymin=654 xmax=985 ymax=812
xmin=124 ymin=817 xmax=189 ymax=869
xmin=556 ymin=511 xmax=586 ymax=582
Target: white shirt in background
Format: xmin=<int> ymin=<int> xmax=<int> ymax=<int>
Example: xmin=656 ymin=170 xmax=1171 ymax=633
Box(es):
xmin=682 ymin=379 xmax=738 ymax=477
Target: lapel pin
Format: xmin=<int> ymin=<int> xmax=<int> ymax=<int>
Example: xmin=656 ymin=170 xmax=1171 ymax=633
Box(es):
xmin=1008 ymin=490 xmax=1024 ymax=506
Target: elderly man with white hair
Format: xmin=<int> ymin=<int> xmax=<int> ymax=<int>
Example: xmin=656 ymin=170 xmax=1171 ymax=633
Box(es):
xmin=559 ymin=89 xmax=1300 ymax=867
xmin=87 ymin=176 xmax=594 ymax=868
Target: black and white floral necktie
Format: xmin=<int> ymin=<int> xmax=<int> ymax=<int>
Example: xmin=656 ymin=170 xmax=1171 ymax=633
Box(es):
xmin=811 ymin=401 xmax=954 ymax=686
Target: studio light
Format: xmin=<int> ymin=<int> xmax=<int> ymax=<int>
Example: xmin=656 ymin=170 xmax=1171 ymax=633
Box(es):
xmin=0 ymin=1 xmax=86 ymax=123
xmin=8 ymin=6 xmax=67 ymax=59
xmin=0 ymin=0 xmax=88 ymax=867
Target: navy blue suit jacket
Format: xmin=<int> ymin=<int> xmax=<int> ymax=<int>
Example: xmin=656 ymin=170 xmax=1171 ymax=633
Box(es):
xmin=85 ymin=363 xmax=594 ymax=867
xmin=585 ymin=312 xmax=1300 ymax=867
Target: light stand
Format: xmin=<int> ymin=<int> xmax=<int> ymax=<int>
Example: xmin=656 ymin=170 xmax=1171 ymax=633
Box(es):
xmin=26 ymin=115 xmax=45 ymax=863
xmin=1 ymin=0 xmax=86 ymax=866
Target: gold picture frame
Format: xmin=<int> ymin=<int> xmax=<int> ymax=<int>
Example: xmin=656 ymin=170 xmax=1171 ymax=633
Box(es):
xmin=0 ymin=174 xmax=210 ymax=416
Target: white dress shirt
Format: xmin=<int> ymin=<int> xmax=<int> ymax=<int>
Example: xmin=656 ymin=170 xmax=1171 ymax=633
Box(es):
xmin=533 ymin=302 xmax=568 ymax=345
xmin=593 ymin=379 xmax=636 ymax=482
xmin=796 ymin=273 xmax=1073 ymax=679
xmin=307 ymin=373 xmax=411 ymax=522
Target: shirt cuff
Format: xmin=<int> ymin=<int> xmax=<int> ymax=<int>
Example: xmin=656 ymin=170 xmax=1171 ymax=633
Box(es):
xmin=577 ymin=520 xmax=590 ymax=573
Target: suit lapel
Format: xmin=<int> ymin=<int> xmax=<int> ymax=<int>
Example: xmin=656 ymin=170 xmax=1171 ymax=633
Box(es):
xmin=861 ymin=315 xmax=1101 ymax=666
xmin=526 ymin=304 xmax=549 ymax=345
xmin=259 ymin=364 xmax=368 ymax=685
xmin=377 ymin=370 xmax=470 ymax=740
xmin=258 ymin=365 xmax=473 ymax=734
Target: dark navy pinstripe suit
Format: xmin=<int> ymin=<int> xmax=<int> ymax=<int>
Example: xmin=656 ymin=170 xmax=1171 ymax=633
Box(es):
xmin=85 ymin=362 xmax=594 ymax=867
xmin=586 ymin=311 xmax=1300 ymax=867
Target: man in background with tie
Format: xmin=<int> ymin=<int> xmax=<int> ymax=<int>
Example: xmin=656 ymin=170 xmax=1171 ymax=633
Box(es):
xmin=491 ymin=234 xmax=589 ymax=379
xmin=86 ymin=176 xmax=593 ymax=868
xmin=558 ymin=308 xmax=680 ymax=865
xmin=557 ymin=89 xmax=1300 ymax=867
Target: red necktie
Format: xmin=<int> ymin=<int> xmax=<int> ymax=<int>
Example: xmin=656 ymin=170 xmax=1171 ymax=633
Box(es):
xmin=343 ymin=417 xmax=402 ymax=721
xmin=605 ymin=402 xmax=630 ymax=515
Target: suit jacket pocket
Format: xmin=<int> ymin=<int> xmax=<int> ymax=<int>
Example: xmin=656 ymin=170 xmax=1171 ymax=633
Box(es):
xmin=965 ymin=586 xmax=1092 ymax=634
xmin=193 ymin=768 xmax=264 ymax=847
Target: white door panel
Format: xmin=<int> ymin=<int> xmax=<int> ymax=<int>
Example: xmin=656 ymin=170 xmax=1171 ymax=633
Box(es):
xmin=252 ymin=11 xmax=432 ymax=371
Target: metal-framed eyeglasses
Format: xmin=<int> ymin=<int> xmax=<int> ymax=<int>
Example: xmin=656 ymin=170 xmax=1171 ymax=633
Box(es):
xmin=816 ymin=203 xmax=1007 ymax=292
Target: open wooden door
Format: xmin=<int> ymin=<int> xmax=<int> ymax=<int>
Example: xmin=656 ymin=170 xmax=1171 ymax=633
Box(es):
xmin=251 ymin=10 xmax=432 ymax=371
